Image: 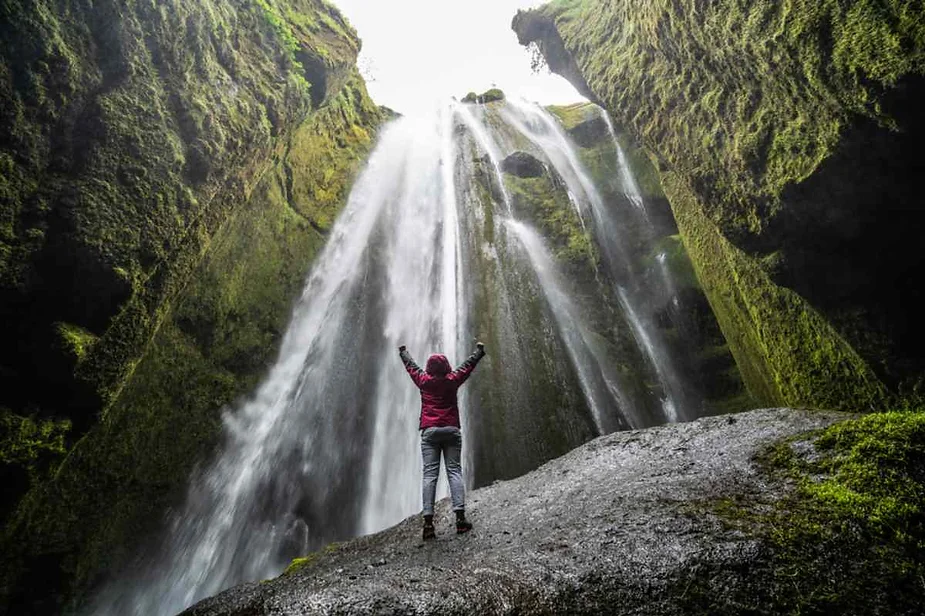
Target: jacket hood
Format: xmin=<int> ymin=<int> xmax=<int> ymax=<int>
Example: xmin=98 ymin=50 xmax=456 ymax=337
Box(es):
xmin=425 ymin=354 xmax=452 ymax=376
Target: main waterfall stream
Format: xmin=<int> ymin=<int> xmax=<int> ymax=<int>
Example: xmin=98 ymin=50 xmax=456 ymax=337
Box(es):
xmin=91 ymin=99 xmax=715 ymax=615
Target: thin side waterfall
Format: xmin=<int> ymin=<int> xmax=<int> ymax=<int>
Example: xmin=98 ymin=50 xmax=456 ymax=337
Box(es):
xmin=598 ymin=107 xmax=647 ymax=215
xmin=616 ymin=286 xmax=683 ymax=423
xmin=499 ymin=98 xmax=631 ymax=272
xmin=506 ymin=220 xmax=636 ymax=432
xmin=89 ymin=98 xmax=706 ymax=616
xmin=456 ymin=103 xmax=513 ymax=213
xmin=500 ymin=98 xmax=691 ymax=421
xmin=657 ymin=251 xmax=681 ymax=309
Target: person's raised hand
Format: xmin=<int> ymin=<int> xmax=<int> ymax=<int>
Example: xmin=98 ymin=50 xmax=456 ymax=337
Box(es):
xmin=476 ymin=341 xmax=485 ymax=354
xmin=398 ymin=345 xmax=406 ymax=353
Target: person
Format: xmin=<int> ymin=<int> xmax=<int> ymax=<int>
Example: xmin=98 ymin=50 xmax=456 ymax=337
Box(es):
xmin=398 ymin=342 xmax=486 ymax=540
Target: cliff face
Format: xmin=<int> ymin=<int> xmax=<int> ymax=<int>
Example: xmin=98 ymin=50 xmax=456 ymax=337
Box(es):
xmin=0 ymin=0 xmax=385 ymax=612
xmin=514 ymin=0 xmax=925 ymax=411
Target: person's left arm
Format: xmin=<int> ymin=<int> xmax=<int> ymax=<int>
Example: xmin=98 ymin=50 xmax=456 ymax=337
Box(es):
xmin=448 ymin=343 xmax=486 ymax=386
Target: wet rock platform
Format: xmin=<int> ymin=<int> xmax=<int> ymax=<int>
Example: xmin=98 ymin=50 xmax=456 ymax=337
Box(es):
xmin=182 ymin=408 xmax=848 ymax=615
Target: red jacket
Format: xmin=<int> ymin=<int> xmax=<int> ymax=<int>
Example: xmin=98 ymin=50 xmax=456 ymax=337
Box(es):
xmin=400 ymin=348 xmax=485 ymax=429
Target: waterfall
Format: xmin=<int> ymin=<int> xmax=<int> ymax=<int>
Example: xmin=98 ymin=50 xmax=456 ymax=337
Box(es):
xmin=506 ymin=220 xmax=635 ymax=432
xmin=499 ymin=98 xmax=692 ymax=420
xmin=598 ymin=107 xmax=647 ymax=215
xmin=89 ymin=98 xmax=705 ymax=615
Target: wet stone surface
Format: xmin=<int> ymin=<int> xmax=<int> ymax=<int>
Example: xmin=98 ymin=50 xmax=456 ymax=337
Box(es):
xmin=500 ymin=151 xmax=547 ymax=178
xmin=182 ymin=408 xmax=848 ymax=615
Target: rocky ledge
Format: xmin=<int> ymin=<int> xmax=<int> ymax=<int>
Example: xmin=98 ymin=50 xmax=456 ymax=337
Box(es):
xmin=181 ymin=408 xmax=872 ymax=615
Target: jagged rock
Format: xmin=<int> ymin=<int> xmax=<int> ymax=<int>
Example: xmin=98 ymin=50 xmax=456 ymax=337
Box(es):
xmin=182 ymin=408 xmax=850 ymax=615
xmin=501 ymin=151 xmax=546 ymax=178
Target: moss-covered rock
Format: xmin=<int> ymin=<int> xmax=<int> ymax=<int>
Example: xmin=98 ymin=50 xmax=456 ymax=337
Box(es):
xmin=180 ymin=408 xmax=917 ymax=616
xmin=514 ymin=0 xmax=925 ymax=410
xmin=0 ymin=410 xmax=70 ymax=522
xmin=0 ymin=73 xmax=384 ymax=615
xmin=461 ymin=88 xmax=506 ymax=104
xmin=0 ymin=0 xmax=360 ymax=429
xmin=500 ymin=150 xmax=545 ymax=178
xmin=694 ymin=410 xmax=925 ymax=614
xmin=0 ymin=1 xmax=385 ymax=613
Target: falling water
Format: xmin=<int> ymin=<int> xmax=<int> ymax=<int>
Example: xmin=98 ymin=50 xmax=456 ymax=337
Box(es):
xmin=598 ymin=107 xmax=647 ymax=215
xmin=499 ymin=98 xmax=689 ymax=420
xmin=90 ymin=107 xmax=469 ymax=616
xmin=657 ymin=251 xmax=681 ymax=309
xmin=90 ymin=98 xmax=707 ymax=616
xmin=616 ymin=286 xmax=684 ymax=423
xmin=456 ymin=104 xmax=513 ymax=213
xmin=507 ymin=220 xmax=635 ymax=432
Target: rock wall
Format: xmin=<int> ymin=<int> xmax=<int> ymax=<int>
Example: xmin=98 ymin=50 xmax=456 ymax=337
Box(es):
xmin=0 ymin=1 xmax=385 ymax=613
xmin=514 ymin=0 xmax=925 ymax=411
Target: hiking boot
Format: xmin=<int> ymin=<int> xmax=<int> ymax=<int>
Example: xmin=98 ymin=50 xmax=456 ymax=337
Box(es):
xmin=422 ymin=515 xmax=436 ymax=541
xmin=455 ymin=510 xmax=473 ymax=534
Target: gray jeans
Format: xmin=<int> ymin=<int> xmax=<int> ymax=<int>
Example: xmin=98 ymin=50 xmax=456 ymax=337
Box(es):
xmin=421 ymin=426 xmax=465 ymax=515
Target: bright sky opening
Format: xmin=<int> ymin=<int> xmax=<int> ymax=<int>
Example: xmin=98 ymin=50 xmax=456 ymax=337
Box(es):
xmin=332 ymin=0 xmax=585 ymax=113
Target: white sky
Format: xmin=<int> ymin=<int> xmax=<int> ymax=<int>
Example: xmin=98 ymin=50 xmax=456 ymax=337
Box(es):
xmin=331 ymin=0 xmax=585 ymax=113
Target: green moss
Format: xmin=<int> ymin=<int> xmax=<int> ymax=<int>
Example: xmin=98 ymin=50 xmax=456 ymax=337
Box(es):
xmin=504 ymin=173 xmax=597 ymax=274
xmin=517 ymin=0 xmax=925 ymax=410
xmin=663 ymin=172 xmax=886 ymax=410
xmin=648 ymin=235 xmax=699 ymax=290
xmin=0 ymin=410 xmax=70 ymax=472
xmin=462 ymin=88 xmax=506 ymax=104
xmin=54 ymin=323 xmax=97 ymax=362
xmin=1 ymin=0 xmax=365 ymax=430
xmin=674 ymin=411 xmax=925 ymax=613
xmin=480 ymin=88 xmax=506 ymax=102
xmin=1 ymin=65 xmax=384 ymax=616
xmin=754 ymin=411 xmax=925 ymax=613
xmin=283 ymin=541 xmax=343 ymax=575
xmin=802 ymin=412 xmax=925 ymax=531
xmin=546 ymin=102 xmax=595 ymax=130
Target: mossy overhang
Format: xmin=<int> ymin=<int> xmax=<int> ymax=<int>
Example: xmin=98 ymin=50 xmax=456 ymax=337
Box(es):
xmin=512 ymin=9 xmax=595 ymax=102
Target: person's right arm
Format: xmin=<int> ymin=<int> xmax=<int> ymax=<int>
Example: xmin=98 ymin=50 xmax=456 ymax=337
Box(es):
xmin=399 ymin=345 xmax=427 ymax=387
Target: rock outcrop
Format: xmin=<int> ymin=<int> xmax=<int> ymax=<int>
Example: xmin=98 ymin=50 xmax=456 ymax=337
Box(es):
xmin=182 ymin=408 xmax=924 ymax=615
xmin=500 ymin=151 xmax=545 ymax=178
xmin=514 ymin=0 xmax=925 ymax=411
xmin=0 ymin=1 xmax=385 ymax=613
xmin=461 ymin=88 xmax=507 ymax=104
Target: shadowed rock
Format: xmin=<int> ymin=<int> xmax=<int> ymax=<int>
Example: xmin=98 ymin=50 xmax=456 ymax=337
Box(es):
xmin=501 ymin=151 xmax=546 ymax=178
xmin=568 ymin=116 xmax=609 ymax=148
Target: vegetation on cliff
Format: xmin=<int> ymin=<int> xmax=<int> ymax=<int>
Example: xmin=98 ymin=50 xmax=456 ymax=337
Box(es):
xmin=461 ymin=88 xmax=506 ymax=104
xmin=515 ymin=0 xmax=925 ymax=410
xmin=696 ymin=410 xmax=925 ymax=614
xmin=0 ymin=1 xmax=385 ymax=613
xmin=0 ymin=0 xmax=361 ymax=441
